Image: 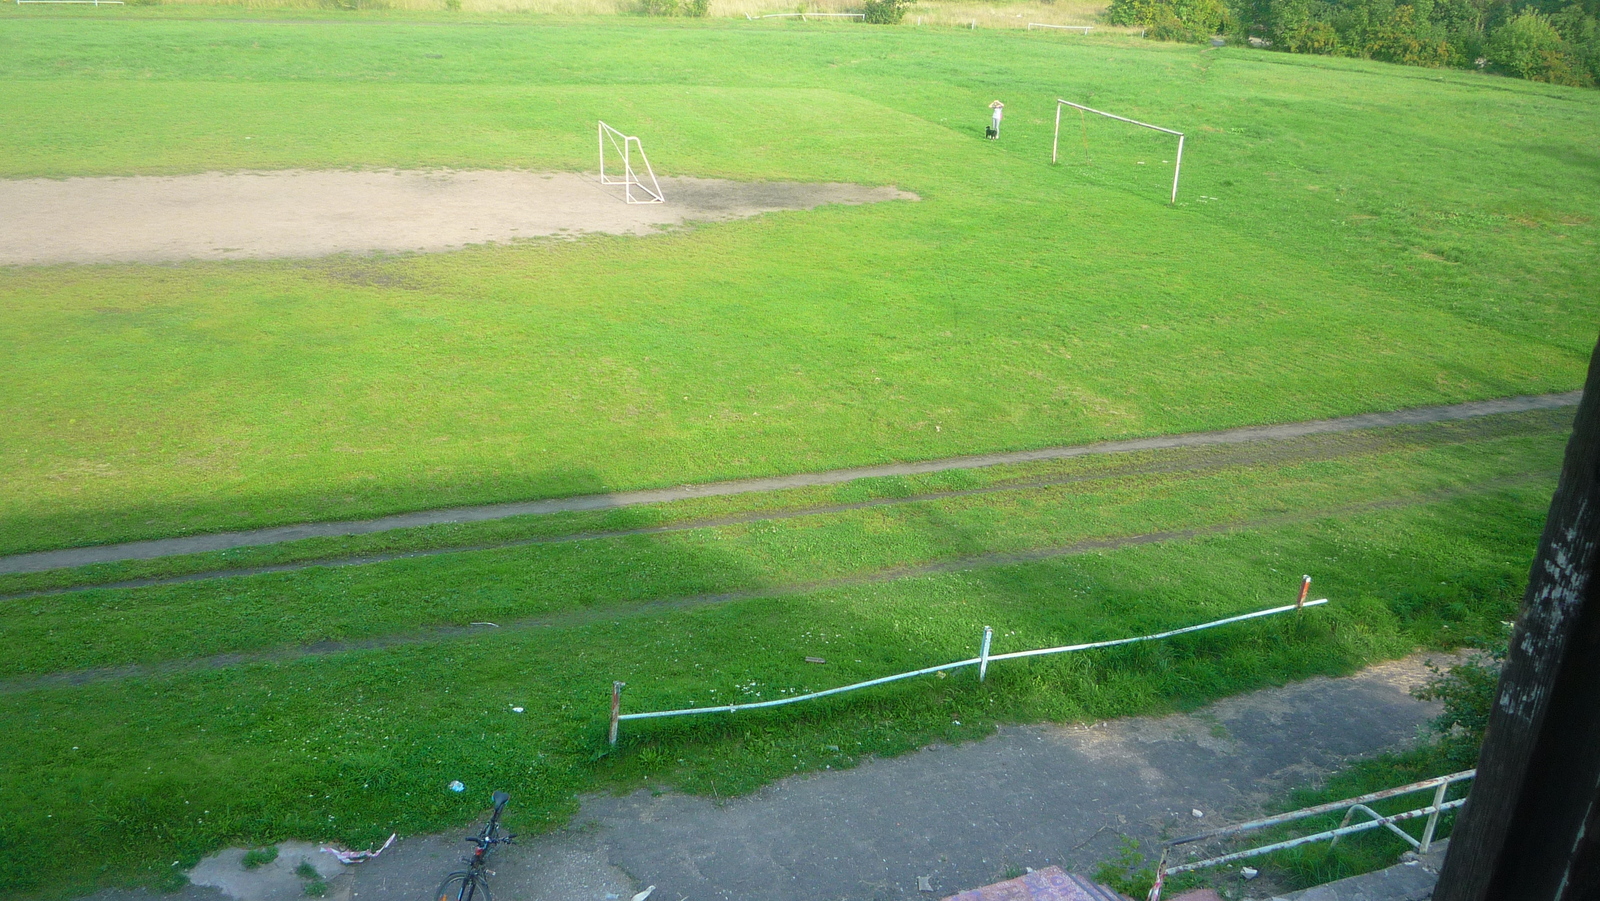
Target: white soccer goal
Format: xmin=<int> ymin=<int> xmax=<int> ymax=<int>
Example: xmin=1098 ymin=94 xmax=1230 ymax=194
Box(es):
xmin=1052 ymin=100 xmax=1186 ymax=204
xmin=598 ymin=121 xmax=665 ymax=205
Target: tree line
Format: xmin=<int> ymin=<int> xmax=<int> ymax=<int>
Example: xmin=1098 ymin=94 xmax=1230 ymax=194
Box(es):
xmin=1107 ymin=0 xmax=1600 ymax=86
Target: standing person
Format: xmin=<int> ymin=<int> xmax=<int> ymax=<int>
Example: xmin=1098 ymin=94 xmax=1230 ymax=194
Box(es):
xmin=988 ymin=100 xmax=1004 ymax=138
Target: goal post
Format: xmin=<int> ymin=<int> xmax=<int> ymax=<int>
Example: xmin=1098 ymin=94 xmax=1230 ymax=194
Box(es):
xmin=597 ymin=121 xmax=665 ymax=205
xmin=1052 ymin=100 xmax=1185 ymax=205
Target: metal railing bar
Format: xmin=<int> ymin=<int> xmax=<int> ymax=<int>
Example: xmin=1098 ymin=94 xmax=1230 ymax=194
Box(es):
xmin=984 ymin=599 xmax=1325 ymax=665
xmin=1162 ymin=798 xmax=1466 ymax=876
xmin=619 ymin=656 xmax=975 ymax=722
xmin=1340 ymin=803 xmax=1425 ymax=848
xmin=611 ymin=598 xmax=1327 ymax=738
xmin=1165 ymin=769 xmax=1474 ymax=846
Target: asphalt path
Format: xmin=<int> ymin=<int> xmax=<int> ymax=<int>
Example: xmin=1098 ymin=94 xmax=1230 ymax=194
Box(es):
xmin=85 ymin=654 xmax=1456 ymax=901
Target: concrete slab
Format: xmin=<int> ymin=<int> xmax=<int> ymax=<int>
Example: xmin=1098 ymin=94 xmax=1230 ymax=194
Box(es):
xmin=941 ymin=866 xmax=1125 ymax=901
xmin=1268 ymin=841 xmax=1447 ymax=901
xmin=186 ymin=841 xmax=348 ymax=901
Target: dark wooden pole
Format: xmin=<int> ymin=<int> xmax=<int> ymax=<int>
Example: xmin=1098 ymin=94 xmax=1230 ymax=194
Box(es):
xmin=1433 ymin=334 xmax=1600 ymax=901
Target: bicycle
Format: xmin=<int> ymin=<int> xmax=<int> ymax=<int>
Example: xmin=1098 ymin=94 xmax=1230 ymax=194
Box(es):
xmin=433 ymin=791 xmax=515 ymax=901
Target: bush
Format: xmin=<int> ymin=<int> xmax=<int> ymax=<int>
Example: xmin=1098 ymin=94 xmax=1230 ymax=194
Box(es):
xmin=1109 ymin=0 xmax=1230 ymax=40
xmin=862 ymin=0 xmax=913 ymax=24
xmin=631 ymin=0 xmax=710 ymax=17
xmin=1413 ymin=635 xmax=1505 ymax=769
xmin=1550 ymin=3 xmax=1600 ymax=82
xmin=1224 ymin=0 xmax=1597 ymax=88
xmin=1487 ymin=10 xmax=1594 ymax=84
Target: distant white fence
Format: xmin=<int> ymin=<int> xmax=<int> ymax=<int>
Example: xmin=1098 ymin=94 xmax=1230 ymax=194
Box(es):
xmin=17 ymin=0 xmax=124 ymax=4
xmin=1028 ymin=23 xmax=1092 ymax=31
xmin=608 ymin=581 xmax=1327 ymax=744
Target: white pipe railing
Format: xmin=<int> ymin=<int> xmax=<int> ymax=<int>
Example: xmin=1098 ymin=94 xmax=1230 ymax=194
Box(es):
xmin=1028 ymin=23 xmax=1092 ymax=31
xmin=1147 ymin=770 xmax=1475 ymax=900
xmin=608 ymin=589 xmax=1327 ymax=744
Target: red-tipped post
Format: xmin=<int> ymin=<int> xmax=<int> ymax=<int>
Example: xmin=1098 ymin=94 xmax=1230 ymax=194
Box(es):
xmin=608 ymin=681 xmax=626 ymax=746
xmin=1295 ymin=575 xmax=1312 ymax=611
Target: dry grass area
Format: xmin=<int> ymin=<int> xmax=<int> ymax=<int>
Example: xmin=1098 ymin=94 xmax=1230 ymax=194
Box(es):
xmin=158 ymin=0 xmax=1113 ymax=28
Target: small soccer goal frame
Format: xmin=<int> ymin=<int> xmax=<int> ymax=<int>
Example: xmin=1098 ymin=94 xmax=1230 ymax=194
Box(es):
xmin=598 ymin=121 xmax=665 ymax=205
xmin=1052 ymin=100 xmax=1186 ymax=205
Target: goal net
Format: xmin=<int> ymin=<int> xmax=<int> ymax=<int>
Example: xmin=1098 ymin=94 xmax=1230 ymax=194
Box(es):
xmin=598 ymin=121 xmax=665 ymax=205
xmin=1052 ymin=101 xmax=1186 ymax=204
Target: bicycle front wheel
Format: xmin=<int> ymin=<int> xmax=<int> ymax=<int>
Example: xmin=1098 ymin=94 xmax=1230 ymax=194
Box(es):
xmin=434 ymin=871 xmax=490 ymax=901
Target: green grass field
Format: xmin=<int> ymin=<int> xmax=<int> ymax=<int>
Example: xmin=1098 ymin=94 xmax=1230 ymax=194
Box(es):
xmin=2 ymin=6 xmax=1598 ymax=898
xmin=2 ymin=9 xmax=1597 ymax=554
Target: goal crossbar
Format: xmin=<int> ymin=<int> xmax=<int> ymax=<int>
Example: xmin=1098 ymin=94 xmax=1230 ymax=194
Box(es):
xmin=1052 ymin=100 xmax=1186 ymax=204
xmin=598 ymin=121 xmax=665 ymax=204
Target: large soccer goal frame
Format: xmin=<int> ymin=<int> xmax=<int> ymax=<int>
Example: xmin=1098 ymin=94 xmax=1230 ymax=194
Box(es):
xmin=1052 ymin=100 xmax=1186 ymax=205
xmin=598 ymin=121 xmax=665 ymax=204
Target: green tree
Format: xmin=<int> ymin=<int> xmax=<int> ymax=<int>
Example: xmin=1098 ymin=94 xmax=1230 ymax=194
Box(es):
xmin=861 ymin=0 xmax=914 ymax=23
xmin=1550 ymin=3 xmax=1600 ymax=80
xmin=1487 ymin=9 xmax=1594 ymax=83
xmin=1109 ymin=0 xmax=1230 ymax=40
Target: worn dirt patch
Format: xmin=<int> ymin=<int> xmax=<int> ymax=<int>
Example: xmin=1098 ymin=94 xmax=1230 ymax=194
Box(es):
xmin=0 ymin=170 xmax=917 ymax=265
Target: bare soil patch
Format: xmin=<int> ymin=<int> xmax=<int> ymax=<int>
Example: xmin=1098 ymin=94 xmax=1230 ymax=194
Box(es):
xmin=0 ymin=170 xmax=917 ymax=265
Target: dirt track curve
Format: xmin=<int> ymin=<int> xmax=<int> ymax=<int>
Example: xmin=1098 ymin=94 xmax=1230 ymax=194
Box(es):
xmin=0 ymin=391 xmax=1578 ymax=577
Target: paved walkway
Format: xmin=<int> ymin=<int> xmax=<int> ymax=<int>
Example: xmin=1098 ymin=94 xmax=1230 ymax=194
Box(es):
xmin=93 ymin=654 xmax=1458 ymax=901
xmin=2 ymin=392 xmax=1579 ymax=575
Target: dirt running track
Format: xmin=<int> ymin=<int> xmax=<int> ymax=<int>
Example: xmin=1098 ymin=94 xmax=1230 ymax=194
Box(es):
xmin=0 ymin=392 xmax=1578 ymax=576
xmin=0 ymin=170 xmax=915 ymax=265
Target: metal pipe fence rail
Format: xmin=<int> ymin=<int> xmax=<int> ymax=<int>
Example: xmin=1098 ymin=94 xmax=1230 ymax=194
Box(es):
xmin=1028 ymin=23 xmax=1092 ymax=31
xmin=607 ymin=588 xmax=1327 ymax=745
xmin=1147 ymin=770 xmax=1476 ymax=901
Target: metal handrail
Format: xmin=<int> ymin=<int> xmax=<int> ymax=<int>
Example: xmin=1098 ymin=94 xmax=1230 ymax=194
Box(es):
xmin=1147 ymin=770 xmax=1475 ymax=900
xmin=607 ymin=589 xmax=1327 ymax=744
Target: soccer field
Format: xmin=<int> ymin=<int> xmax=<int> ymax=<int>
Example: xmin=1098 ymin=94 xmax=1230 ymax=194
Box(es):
xmin=1 ymin=11 xmax=1596 ymax=555
xmin=1 ymin=7 xmax=1597 ymax=897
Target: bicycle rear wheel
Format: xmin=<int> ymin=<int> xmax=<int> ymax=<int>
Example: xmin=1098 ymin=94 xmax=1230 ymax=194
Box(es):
xmin=434 ymin=871 xmax=490 ymax=901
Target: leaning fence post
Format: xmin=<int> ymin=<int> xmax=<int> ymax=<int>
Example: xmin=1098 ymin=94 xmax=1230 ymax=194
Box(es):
xmin=608 ymin=681 xmax=626 ymax=746
xmin=1145 ymin=848 xmax=1169 ymax=901
xmin=979 ymin=626 xmax=994 ymax=682
xmin=1295 ymin=575 xmax=1312 ymax=611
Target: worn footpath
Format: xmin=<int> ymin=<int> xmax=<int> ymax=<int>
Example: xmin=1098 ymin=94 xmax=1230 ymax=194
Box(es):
xmin=91 ymin=654 xmax=1454 ymax=901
